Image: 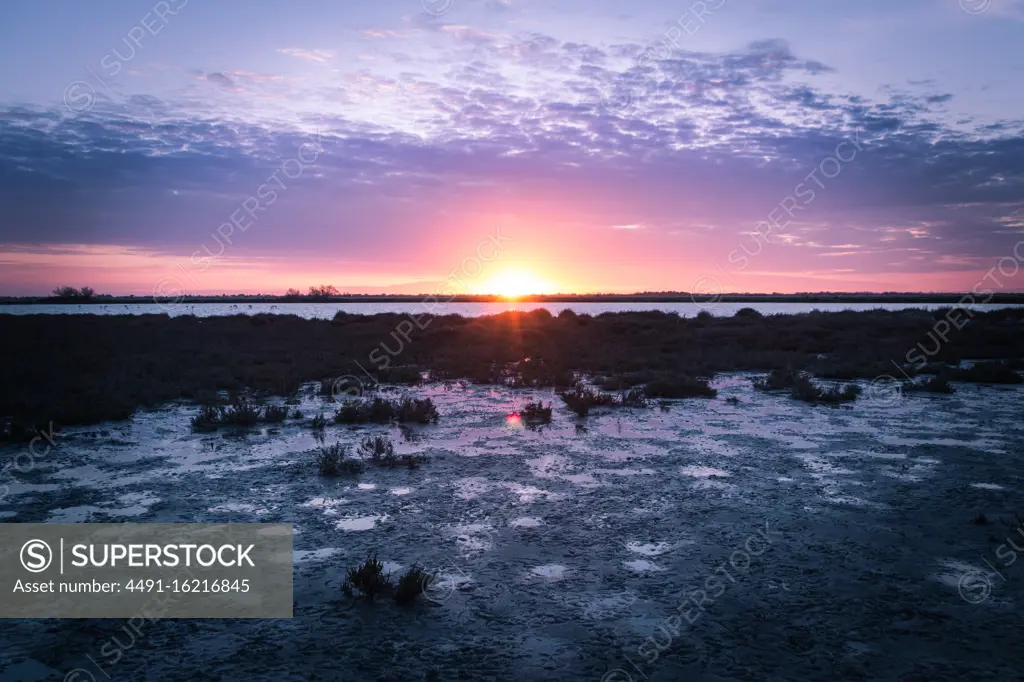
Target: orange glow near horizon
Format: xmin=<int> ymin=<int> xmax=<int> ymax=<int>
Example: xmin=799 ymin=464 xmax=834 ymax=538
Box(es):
xmin=3 ymin=243 xmax=1022 ymax=296
xmin=476 ymin=268 xmax=555 ymax=298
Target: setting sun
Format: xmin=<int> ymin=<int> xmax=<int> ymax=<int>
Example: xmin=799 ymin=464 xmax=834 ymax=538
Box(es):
xmin=479 ymin=269 xmax=553 ymax=298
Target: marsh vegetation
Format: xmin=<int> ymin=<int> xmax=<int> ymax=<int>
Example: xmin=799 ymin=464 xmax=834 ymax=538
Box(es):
xmin=2 ymin=308 xmax=1022 ymax=431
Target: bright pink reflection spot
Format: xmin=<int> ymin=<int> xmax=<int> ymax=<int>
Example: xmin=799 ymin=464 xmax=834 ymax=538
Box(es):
xmin=507 ymin=413 xmax=521 ymax=425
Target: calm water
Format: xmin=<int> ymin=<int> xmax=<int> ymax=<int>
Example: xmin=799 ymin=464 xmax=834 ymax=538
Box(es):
xmin=2 ymin=378 xmax=1022 ymax=679
xmin=1 ymin=301 xmax=1023 ymax=318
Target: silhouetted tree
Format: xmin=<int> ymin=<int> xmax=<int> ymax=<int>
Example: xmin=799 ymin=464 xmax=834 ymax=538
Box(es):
xmin=307 ymin=285 xmax=339 ymax=299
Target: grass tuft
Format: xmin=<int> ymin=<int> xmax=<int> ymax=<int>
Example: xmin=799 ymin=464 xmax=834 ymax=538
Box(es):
xmin=395 ymin=565 xmax=436 ymax=606
xmin=557 ymin=386 xmax=615 ymax=417
xmin=316 ymin=442 xmax=364 ymax=476
xmin=521 ymin=401 xmax=553 ymax=424
xmin=754 ymin=370 xmax=859 ymax=404
xmin=189 ymin=399 xmax=291 ymax=431
xmin=358 ymin=434 xmax=396 ymax=466
xmin=342 ymin=553 xmax=391 ymax=602
xmin=334 ymin=397 xmax=439 ymax=424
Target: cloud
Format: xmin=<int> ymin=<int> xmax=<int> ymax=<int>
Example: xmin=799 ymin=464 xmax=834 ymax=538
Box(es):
xmin=276 ymin=48 xmax=336 ymax=63
xmin=0 ymin=33 xmax=1022 ymax=289
xmin=359 ymin=29 xmax=407 ymax=39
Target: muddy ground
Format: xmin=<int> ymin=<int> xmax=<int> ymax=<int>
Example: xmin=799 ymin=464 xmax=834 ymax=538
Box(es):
xmin=1 ymin=377 xmax=1022 ymax=681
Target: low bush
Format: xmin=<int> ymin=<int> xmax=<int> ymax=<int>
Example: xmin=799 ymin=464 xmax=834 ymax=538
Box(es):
xmin=310 ymin=413 xmax=327 ymax=430
xmin=950 ymin=361 xmax=1022 ymax=384
xmin=753 ymin=369 xmax=801 ymax=391
xmin=643 ymin=373 xmax=716 ymax=399
xmin=262 ymin=404 xmax=290 ymax=423
xmin=558 ymin=386 xmax=615 ymax=417
xmin=353 ymin=434 xmax=428 ymax=469
xmin=397 ymin=397 xmax=440 ymax=424
xmin=316 ymin=442 xmax=364 ymax=476
xmin=619 ymin=387 xmax=648 ymax=408
xmin=395 ymin=565 xmax=436 ymax=606
xmin=334 ymin=397 xmax=439 ymax=424
xmin=190 ymin=405 xmax=222 ymax=432
xmin=342 ymin=553 xmax=391 ymax=602
xmin=358 ymin=434 xmax=396 ymax=465
xmin=813 ymin=360 xmax=898 ymax=381
xmin=190 ymin=399 xmax=290 ymax=431
xmin=790 ymin=375 xmax=861 ymax=404
xmin=521 ymin=401 xmax=552 ymax=424
xmin=220 ymin=400 xmax=262 ymax=426
xmin=902 ymin=376 xmax=955 ymax=394
xmin=379 ymin=366 xmax=424 ymax=385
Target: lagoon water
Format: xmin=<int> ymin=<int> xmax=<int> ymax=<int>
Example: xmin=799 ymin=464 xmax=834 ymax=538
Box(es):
xmin=3 ymin=301 xmax=1024 ymax=318
xmin=2 ymin=377 xmax=1022 ymax=679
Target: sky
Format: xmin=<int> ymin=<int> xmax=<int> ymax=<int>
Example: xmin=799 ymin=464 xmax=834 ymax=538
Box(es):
xmin=0 ymin=0 xmax=1023 ymax=296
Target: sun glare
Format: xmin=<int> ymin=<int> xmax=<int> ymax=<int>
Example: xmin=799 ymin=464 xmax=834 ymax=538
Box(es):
xmin=482 ymin=269 xmax=551 ymax=298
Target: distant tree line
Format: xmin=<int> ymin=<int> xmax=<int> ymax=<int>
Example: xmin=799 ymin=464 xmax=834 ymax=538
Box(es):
xmin=51 ymin=286 xmax=96 ymax=300
xmin=284 ymin=285 xmax=342 ymax=301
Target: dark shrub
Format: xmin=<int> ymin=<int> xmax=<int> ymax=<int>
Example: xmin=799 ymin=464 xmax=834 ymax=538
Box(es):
xmin=790 ymin=375 xmax=861 ymax=404
xmin=335 ymin=396 xmax=438 ymax=424
xmin=558 ymin=386 xmax=615 ymax=417
xmin=695 ymin=310 xmax=713 ymax=320
xmin=316 ymin=443 xmax=364 ymax=476
xmin=813 ymin=360 xmax=897 ymax=381
xmin=262 ymin=404 xmax=289 ymax=423
xmin=342 ymin=553 xmax=391 ymax=602
xmin=950 ymin=361 xmax=1022 ymax=384
xmin=334 ymin=400 xmax=368 ymax=424
xmin=902 ymin=376 xmax=955 ymax=394
xmin=191 ymin=399 xmax=295 ymax=431
xmin=358 ymin=435 xmax=396 ymax=466
xmin=395 ymin=565 xmax=435 ymax=606
xmin=191 ymin=405 xmax=222 ymax=432
xmin=379 ymin=366 xmax=423 ymax=385
xmin=753 ymin=369 xmax=801 ymax=391
xmin=521 ymin=401 xmax=552 ymax=424
xmin=595 ymin=374 xmax=640 ymax=391
xmin=397 ymin=397 xmax=439 ymax=424
xmin=913 ymin=361 xmax=959 ymax=375
xmin=735 ymin=307 xmax=763 ymax=318
xmin=310 ymin=413 xmax=327 ymax=430
xmin=643 ymin=374 xmax=716 ymax=399
xmin=221 ymin=400 xmax=262 ymax=426
xmin=1 ymin=419 xmax=58 ymax=443
xmin=619 ymin=387 xmax=648 ymax=408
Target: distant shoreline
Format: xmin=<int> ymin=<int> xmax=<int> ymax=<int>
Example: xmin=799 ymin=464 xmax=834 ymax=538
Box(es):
xmin=5 ymin=292 xmax=1024 ymax=305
